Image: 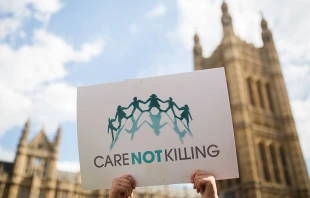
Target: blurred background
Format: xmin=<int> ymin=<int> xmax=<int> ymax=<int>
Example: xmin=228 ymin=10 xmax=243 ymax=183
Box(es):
xmin=0 ymin=0 xmax=309 ymax=197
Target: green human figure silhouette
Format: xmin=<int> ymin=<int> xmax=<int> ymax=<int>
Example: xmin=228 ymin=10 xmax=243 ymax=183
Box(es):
xmin=127 ymin=97 xmax=145 ymax=117
xmin=125 ymin=111 xmax=145 ymax=140
xmin=163 ymin=97 xmax=179 ymax=117
xmin=176 ymin=104 xmax=193 ymax=128
xmin=143 ymin=94 xmax=165 ymax=112
xmin=114 ymin=105 xmax=131 ymax=129
xmin=144 ymin=111 xmax=168 ymax=136
xmin=107 ymin=118 xmax=117 ymax=143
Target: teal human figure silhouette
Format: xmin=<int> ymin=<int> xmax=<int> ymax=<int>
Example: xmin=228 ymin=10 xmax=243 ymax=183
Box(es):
xmin=127 ymin=97 xmax=145 ymax=117
xmin=144 ymin=111 xmax=168 ymax=136
xmin=143 ymin=94 xmax=165 ymax=112
xmin=166 ymin=113 xmax=187 ymax=143
xmin=108 ymin=118 xmax=117 ymax=143
xmin=114 ymin=105 xmax=131 ymax=129
xmin=176 ymin=104 xmax=193 ymax=128
xmin=125 ymin=112 xmax=145 ymax=140
xmin=109 ymin=119 xmax=128 ymax=150
xmin=163 ymin=97 xmax=179 ymax=117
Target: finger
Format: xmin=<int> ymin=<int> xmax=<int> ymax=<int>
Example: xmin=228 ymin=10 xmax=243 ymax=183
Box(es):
xmin=114 ymin=186 xmax=129 ymax=197
xmin=191 ymin=170 xmax=198 ymax=183
xmin=118 ymin=181 xmax=133 ymax=196
xmin=118 ymin=179 xmax=134 ymax=196
xmin=123 ymin=175 xmax=136 ymax=189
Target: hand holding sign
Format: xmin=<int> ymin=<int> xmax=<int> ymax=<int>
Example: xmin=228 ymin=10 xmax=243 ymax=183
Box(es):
xmin=108 ymin=170 xmax=218 ymax=198
xmin=109 ymin=175 xmax=136 ymax=198
xmin=191 ymin=170 xmax=218 ymax=198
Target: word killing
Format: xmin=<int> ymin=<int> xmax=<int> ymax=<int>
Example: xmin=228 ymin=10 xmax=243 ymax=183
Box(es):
xmin=94 ymin=144 xmax=220 ymax=168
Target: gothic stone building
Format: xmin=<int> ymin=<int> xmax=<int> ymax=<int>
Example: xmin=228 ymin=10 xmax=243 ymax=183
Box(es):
xmin=1 ymin=2 xmax=310 ymax=198
xmin=193 ymin=2 xmax=310 ymax=198
xmin=0 ymin=122 xmax=200 ymax=198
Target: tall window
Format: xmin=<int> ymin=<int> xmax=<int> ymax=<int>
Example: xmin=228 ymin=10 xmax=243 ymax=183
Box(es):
xmin=280 ymin=147 xmax=291 ymax=185
xmin=257 ymin=80 xmax=265 ymax=109
xmin=62 ymin=191 xmax=68 ymax=198
xmin=43 ymin=161 xmax=48 ymax=177
xmin=266 ymin=83 xmax=274 ymax=111
xmin=247 ymin=78 xmax=255 ymax=106
xmin=18 ymin=187 xmax=29 ymax=198
xmin=39 ymin=189 xmax=45 ymax=198
xmin=269 ymin=145 xmax=281 ymax=183
xmin=259 ymin=142 xmax=271 ymax=181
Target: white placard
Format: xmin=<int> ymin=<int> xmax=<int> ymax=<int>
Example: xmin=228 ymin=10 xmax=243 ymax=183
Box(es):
xmin=77 ymin=67 xmax=239 ymax=190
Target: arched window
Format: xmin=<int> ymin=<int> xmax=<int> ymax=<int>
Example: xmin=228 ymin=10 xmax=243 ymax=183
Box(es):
xmin=280 ymin=147 xmax=291 ymax=185
xmin=257 ymin=80 xmax=265 ymax=108
xmin=266 ymin=83 xmax=274 ymax=111
xmin=259 ymin=142 xmax=271 ymax=181
xmin=269 ymin=145 xmax=281 ymax=183
xmin=247 ymin=78 xmax=255 ymax=106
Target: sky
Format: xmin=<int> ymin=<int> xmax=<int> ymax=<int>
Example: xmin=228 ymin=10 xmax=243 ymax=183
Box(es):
xmin=0 ymin=0 xmax=309 ymax=183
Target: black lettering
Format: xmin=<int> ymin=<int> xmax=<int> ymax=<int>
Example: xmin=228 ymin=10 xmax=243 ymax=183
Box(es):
xmin=195 ymin=146 xmax=206 ymax=158
xmin=207 ymin=145 xmax=220 ymax=157
xmin=114 ymin=154 xmax=122 ymax=166
xmin=178 ymin=148 xmax=191 ymax=160
xmin=165 ymin=149 xmax=174 ymax=161
xmin=191 ymin=146 xmax=195 ymax=159
xmin=123 ymin=153 xmax=129 ymax=165
xmin=94 ymin=156 xmax=104 ymax=168
xmin=184 ymin=147 xmax=191 ymax=160
xmin=105 ymin=155 xmax=114 ymax=167
xmin=174 ymin=148 xmax=177 ymax=161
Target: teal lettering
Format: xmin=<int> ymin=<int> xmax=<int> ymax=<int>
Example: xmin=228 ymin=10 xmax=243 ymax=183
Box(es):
xmin=131 ymin=152 xmax=142 ymax=164
xmin=154 ymin=150 xmax=162 ymax=162
xmin=143 ymin=151 xmax=155 ymax=163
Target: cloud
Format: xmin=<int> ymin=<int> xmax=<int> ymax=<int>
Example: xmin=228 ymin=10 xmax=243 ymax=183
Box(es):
xmin=291 ymin=99 xmax=310 ymax=160
xmin=57 ymin=161 xmax=80 ymax=172
xmin=0 ymin=29 xmax=104 ymax=136
xmin=0 ymin=146 xmax=15 ymax=162
xmin=0 ymin=0 xmax=63 ymax=40
xmin=130 ymin=24 xmax=138 ymax=34
xmin=0 ymin=18 xmax=21 ymax=40
xmin=146 ymin=3 xmax=167 ymax=18
xmin=0 ymin=0 xmax=104 ymax=137
xmin=31 ymin=82 xmax=77 ymax=132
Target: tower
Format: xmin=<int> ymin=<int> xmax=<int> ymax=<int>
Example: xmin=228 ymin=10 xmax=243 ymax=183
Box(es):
xmin=8 ymin=120 xmax=30 ymax=197
xmin=193 ymin=2 xmax=310 ymax=198
xmin=7 ymin=122 xmax=62 ymax=198
xmin=45 ymin=127 xmax=61 ymax=198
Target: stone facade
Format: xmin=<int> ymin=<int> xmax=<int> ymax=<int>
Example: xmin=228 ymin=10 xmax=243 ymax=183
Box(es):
xmin=0 ymin=121 xmax=200 ymax=198
xmin=193 ymin=2 xmax=310 ymax=198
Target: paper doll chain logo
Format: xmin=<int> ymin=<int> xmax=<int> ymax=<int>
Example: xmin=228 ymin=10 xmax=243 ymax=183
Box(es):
xmin=107 ymin=94 xmax=193 ymax=150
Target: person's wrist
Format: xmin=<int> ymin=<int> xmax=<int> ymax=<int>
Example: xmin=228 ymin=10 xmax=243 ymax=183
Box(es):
xmin=202 ymin=193 xmax=218 ymax=198
xmin=203 ymin=195 xmax=218 ymax=198
xmin=108 ymin=190 xmax=119 ymax=198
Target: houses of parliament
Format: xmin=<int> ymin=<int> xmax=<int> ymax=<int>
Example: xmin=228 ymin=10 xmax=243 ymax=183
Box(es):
xmin=0 ymin=2 xmax=309 ymax=198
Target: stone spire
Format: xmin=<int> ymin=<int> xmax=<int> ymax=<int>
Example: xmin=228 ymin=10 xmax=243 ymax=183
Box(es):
xmin=19 ymin=119 xmax=30 ymax=147
xmin=54 ymin=126 xmax=61 ymax=150
xmin=261 ymin=13 xmax=273 ymax=44
xmin=193 ymin=33 xmax=202 ymax=56
xmin=193 ymin=32 xmax=203 ymax=70
xmin=221 ymin=1 xmax=234 ymax=37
